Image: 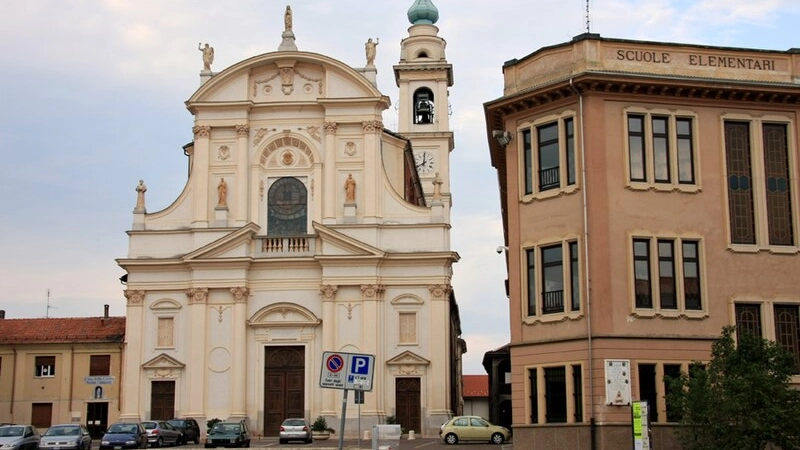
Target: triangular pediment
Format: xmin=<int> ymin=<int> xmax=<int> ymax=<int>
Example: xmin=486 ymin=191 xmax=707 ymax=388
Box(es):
xmin=183 ymin=223 xmax=260 ymax=260
xmin=142 ymin=353 xmax=185 ymax=370
xmin=386 ymin=350 xmax=430 ymax=366
xmin=312 ymin=222 xmax=385 ymax=257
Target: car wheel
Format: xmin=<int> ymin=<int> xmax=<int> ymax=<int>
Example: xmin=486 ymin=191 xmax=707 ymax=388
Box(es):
xmin=445 ymin=433 xmax=458 ymax=445
xmin=279 ymin=439 xmax=286 ymax=445
xmin=490 ymin=433 xmax=505 ymax=444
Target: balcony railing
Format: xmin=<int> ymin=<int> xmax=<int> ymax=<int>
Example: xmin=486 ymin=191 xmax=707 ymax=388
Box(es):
xmin=542 ymin=290 xmax=564 ymax=314
xmin=539 ymin=166 xmax=560 ymax=191
xmin=256 ymin=235 xmax=315 ymax=257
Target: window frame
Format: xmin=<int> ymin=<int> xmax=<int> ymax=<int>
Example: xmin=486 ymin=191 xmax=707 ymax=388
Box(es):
xmin=624 ymin=109 xmax=699 ymax=191
xmin=722 ymin=115 xmax=798 ymax=251
xmin=520 ymin=112 xmax=579 ymax=199
xmin=733 ymin=300 xmax=800 ymax=375
xmin=524 ymin=240 xmax=582 ymax=321
xmin=35 ymin=356 xmax=56 ymax=378
xmin=630 ymin=236 xmax=706 ymax=317
xmin=528 ymin=363 xmax=584 ymax=424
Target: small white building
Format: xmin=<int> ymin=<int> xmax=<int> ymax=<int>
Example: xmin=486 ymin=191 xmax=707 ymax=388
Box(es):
xmin=116 ymin=1 xmax=461 ymax=439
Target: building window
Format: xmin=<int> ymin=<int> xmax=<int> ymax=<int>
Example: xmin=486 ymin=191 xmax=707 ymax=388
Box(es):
xmin=734 ymin=303 xmax=762 ymax=338
xmin=529 ymin=365 xmax=582 ymax=424
xmin=35 ymin=356 xmax=55 ymax=378
xmin=544 ymin=367 xmax=567 ymax=423
xmin=528 ymin=368 xmax=538 ymax=424
xmin=267 ymin=177 xmax=308 ymax=235
xmin=626 ymin=112 xmax=697 ymax=188
xmin=632 ymin=237 xmax=703 ymax=313
xmin=89 ymin=355 xmax=111 ymax=376
xmin=774 ymin=305 xmax=800 ymax=373
xmin=724 ymin=120 xmax=795 ymax=247
xmin=734 ymin=302 xmax=800 ymax=374
xmin=663 ymin=364 xmax=682 ymax=422
xmin=522 ymin=115 xmax=577 ymax=196
xmin=526 ymin=241 xmax=581 ymax=317
xmin=572 ymin=364 xmax=583 ymax=422
xmin=157 ymin=317 xmax=174 ymax=348
xmin=638 ymin=364 xmax=658 ymax=423
xmin=399 ymin=312 xmax=417 ymax=344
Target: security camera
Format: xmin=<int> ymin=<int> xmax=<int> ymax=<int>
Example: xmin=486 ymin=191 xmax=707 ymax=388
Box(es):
xmin=493 ymin=130 xmax=513 ymax=147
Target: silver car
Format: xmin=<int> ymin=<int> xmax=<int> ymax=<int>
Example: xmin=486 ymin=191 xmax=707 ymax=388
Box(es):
xmin=278 ymin=418 xmax=312 ymax=445
xmin=142 ymin=421 xmax=182 ymax=448
xmin=40 ymin=424 xmax=92 ymax=450
xmin=0 ymin=425 xmax=40 ymax=450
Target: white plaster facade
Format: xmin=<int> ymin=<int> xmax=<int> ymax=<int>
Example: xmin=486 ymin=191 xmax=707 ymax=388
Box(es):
xmin=117 ymin=4 xmax=460 ymax=439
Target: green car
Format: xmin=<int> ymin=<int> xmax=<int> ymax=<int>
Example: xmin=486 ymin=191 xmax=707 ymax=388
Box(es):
xmin=204 ymin=421 xmax=250 ymax=448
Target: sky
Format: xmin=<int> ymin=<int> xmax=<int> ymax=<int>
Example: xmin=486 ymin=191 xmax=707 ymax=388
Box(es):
xmin=1 ymin=0 xmax=799 ymax=375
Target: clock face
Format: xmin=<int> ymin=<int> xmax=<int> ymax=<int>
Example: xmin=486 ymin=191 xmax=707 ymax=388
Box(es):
xmin=414 ymin=151 xmax=436 ymax=175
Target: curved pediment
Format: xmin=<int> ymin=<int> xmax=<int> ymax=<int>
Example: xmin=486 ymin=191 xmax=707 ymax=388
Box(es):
xmin=187 ymin=51 xmax=387 ymax=107
xmin=249 ymin=302 xmax=321 ymax=328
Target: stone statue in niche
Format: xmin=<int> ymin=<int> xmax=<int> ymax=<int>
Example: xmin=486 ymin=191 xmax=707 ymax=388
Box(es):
xmin=344 ymin=174 xmax=356 ymax=203
xmin=217 ymin=178 xmax=228 ymax=207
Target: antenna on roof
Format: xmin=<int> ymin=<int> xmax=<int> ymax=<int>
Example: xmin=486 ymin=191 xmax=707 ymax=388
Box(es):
xmin=46 ymin=288 xmax=55 ymax=318
xmin=586 ymin=0 xmax=591 ymax=33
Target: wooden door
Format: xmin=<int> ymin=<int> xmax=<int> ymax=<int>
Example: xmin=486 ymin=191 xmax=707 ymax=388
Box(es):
xmin=86 ymin=402 xmax=109 ymax=438
xmin=263 ymin=347 xmax=305 ymax=436
xmin=150 ymin=380 xmax=175 ymax=420
xmin=395 ymin=378 xmax=421 ymax=433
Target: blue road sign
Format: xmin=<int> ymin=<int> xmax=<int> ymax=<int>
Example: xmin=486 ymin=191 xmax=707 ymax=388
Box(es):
xmin=319 ymin=351 xmax=375 ymax=391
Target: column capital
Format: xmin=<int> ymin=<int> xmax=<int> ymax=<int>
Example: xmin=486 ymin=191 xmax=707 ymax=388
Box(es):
xmin=361 ymin=120 xmax=383 ymax=133
xmin=323 ymin=122 xmax=338 ymax=133
xmin=235 ymin=124 xmax=249 ymax=137
xmin=186 ymin=287 xmax=209 ymax=304
xmin=193 ymin=125 xmax=211 ymax=138
xmin=124 ymin=290 xmax=146 ymax=306
xmin=361 ymin=284 xmax=386 ymax=300
xmin=320 ymin=284 xmax=338 ymax=301
xmin=428 ymin=284 xmax=452 ymax=300
xmin=230 ymin=287 xmax=249 ymax=303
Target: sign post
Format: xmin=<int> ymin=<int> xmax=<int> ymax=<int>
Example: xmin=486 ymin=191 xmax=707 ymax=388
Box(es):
xmin=319 ymin=352 xmax=375 ymax=450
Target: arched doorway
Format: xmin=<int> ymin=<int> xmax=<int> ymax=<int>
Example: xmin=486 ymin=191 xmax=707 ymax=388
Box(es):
xmin=263 ymin=346 xmax=305 ymax=436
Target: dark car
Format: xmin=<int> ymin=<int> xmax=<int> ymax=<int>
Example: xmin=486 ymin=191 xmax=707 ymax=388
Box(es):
xmin=100 ymin=422 xmax=147 ymax=450
xmin=167 ymin=419 xmax=200 ymax=445
xmin=278 ymin=418 xmax=312 ymax=444
xmin=204 ymin=421 xmax=249 ymax=448
xmin=40 ymin=424 xmax=92 ymax=450
xmin=0 ymin=425 xmax=40 ymax=450
xmin=142 ymin=421 xmax=182 ymax=448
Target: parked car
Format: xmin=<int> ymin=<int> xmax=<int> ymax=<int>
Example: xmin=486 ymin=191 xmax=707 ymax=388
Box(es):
xmin=0 ymin=425 xmax=40 ymax=450
xmin=439 ymin=416 xmax=511 ymax=445
xmin=278 ymin=418 xmax=312 ymax=444
xmin=142 ymin=421 xmax=182 ymax=448
xmin=100 ymin=422 xmax=148 ymax=450
xmin=204 ymin=421 xmax=250 ymax=448
xmin=40 ymin=424 xmax=92 ymax=450
xmin=167 ymin=419 xmax=200 ymax=445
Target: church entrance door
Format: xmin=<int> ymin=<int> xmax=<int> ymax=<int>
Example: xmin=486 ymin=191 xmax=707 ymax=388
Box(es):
xmin=263 ymin=346 xmax=305 ymax=436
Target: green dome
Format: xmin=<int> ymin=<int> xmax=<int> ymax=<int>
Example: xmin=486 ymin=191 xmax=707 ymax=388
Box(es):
xmin=407 ymin=0 xmax=439 ymax=25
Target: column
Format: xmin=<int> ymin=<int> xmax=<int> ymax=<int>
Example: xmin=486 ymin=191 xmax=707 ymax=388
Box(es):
xmin=320 ymin=285 xmax=338 ymax=413
xmin=427 ymin=284 xmax=452 ymax=416
xmin=234 ymin=125 xmax=249 ymax=226
xmin=230 ymin=287 xmax=249 ymax=418
xmin=120 ymin=290 xmax=146 ymax=420
xmin=361 ymin=284 xmax=385 ymax=415
xmin=322 ymin=122 xmax=337 ymax=224
xmin=192 ymin=125 xmax=211 ymax=227
xmin=361 ymin=121 xmax=382 ymax=222
xmin=185 ymin=288 xmax=208 ymax=417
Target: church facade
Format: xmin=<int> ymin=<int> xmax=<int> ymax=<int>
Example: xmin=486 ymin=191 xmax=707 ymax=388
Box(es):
xmin=117 ymin=1 xmax=460 ymax=438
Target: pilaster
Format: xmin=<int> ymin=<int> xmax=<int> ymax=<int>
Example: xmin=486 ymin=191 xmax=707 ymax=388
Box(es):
xmin=320 ymin=284 xmax=338 ymax=413
xmin=192 ymin=125 xmax=211 ymax=227
xmin=185 ymin=287 xmax=208 ymax=417
xmin=120 ymin=289 xmax=146 ymax=420
xmin=230 ymin=287 xmax=249 ymax=418
xmin=323 ymin=122 xmax=337 ymax=224
xmin=234 ymin=125 xmax=249 ymax=226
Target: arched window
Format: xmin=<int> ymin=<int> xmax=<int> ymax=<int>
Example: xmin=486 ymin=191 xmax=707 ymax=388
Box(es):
xmin=413 ymin=88 xmax=435 ymax=124
xmin=267 ymin=177 xmax=308 ymax=235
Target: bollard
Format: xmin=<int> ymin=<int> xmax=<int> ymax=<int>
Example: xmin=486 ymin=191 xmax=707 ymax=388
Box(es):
xmin=408 ymin=430 xmax=415 ymax=440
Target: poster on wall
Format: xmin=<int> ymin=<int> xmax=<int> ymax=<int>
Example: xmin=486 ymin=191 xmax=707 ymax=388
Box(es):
xmin=632 ymin=400 xmax=651 ymax=450
xmin=604 ymin=359 xmax=632 ymax=405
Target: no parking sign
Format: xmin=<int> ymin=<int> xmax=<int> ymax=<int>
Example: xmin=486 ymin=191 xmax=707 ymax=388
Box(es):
xmin=319 ymin=351 xmax=375 ymax=391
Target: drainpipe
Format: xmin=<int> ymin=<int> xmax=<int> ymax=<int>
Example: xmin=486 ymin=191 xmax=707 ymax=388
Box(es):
xmin=570 ymin=77 xmax=595 ymax=450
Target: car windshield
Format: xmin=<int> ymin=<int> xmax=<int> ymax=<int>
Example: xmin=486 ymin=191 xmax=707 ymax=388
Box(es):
xmin=212 ymin=424 xmax=239 ymax=433
xmin=167 ymin=421 xmax=183 ymax=428
xmin=107 ymin=424 xmax=137 ymax=434
xmin=282 ymin=419 xmax=305 ymax=426
xmin=0 ymin=427 xmax=23 ymax=437
xmin=45 ymin=426 xmax=79 ymax=436
xmin=142 ymin=423 xmax=156 ymax=430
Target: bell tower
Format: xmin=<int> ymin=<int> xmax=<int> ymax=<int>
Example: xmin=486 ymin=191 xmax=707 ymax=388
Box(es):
xmin=394 ymin=0 xmax=454 ymax=200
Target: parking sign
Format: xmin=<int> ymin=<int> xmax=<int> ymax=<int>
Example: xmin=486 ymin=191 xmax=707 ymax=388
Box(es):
xmin=319 ymin=351 xmax=375 ymax=391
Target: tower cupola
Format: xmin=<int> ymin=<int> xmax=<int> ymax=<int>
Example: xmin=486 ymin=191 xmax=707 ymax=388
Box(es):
xmin=407 ymin=0 xmax=439 ymax=25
